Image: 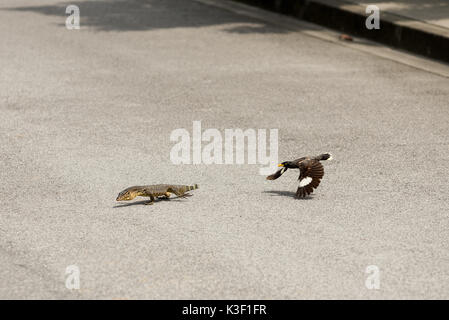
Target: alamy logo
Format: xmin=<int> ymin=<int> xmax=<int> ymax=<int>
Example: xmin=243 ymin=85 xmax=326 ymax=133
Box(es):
xmin=65 ymin=265 xmax=80 ymax=290
xmin=170 ymin=121 xmax=278 ymax=175
xmin=365 ymin=5 xmax=380 ymax=30
xmin=365 ymin=265 xmax=380 ymax=289
xmin=66 ymin=5 xmax=80 ymax=30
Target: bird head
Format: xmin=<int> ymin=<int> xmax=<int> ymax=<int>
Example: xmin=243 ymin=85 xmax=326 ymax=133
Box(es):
xmin=278 ymin=161 xmax=296 ymax=169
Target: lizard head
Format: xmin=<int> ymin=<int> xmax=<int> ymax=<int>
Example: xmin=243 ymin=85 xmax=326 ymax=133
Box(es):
xmin=116 ymin=187 xmax=139 ymax=201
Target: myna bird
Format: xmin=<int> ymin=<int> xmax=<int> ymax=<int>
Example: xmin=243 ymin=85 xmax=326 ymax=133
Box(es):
xmin=267 ymin=153 xmax=332 ymax=198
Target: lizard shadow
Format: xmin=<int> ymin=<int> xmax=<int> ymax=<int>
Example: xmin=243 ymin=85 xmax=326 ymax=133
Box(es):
xmin=113 ymin=197 xmax=188 ymax=208
xmin=262 ymin=190 xmax=314 ymax=200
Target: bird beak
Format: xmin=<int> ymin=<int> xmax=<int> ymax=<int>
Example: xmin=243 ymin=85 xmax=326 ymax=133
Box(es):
xmin=278 ymin=163 xmax=284 ymax=167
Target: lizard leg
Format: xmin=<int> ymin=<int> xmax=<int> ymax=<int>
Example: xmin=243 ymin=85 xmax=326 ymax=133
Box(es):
xmin=144 ymin=195 xmax=155 ymax=205
xmin=172 ymin=190 xmax=186 ymax=198
xmin=168 ymin=188 xmax=191 ymax=199
xmin=157 ymin=192 xmax=171 ymax=200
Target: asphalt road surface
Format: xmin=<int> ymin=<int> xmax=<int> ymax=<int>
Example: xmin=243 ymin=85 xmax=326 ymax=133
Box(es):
xmin=1 ymin=0 xmax=448 ymax=299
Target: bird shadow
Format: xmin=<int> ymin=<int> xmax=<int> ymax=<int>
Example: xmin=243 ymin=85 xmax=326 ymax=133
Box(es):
xmin=262 ymin=190 xmax=314 ymax=200
xmin=113 ymin=196 xmax=188 ymax=208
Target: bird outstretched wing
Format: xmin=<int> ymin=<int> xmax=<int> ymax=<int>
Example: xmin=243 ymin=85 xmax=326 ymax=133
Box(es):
xmin=266 ymin=167 xmax=287 ymax=180
xmin=296 ymin=160 xmax=324 ymax=197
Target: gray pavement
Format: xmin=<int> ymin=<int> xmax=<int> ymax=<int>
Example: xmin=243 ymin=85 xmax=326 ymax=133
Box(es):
xmin=235 ymin=0 xmax=449 ymax=63
xmin=0 ymin=0 xmax=448 ymax=299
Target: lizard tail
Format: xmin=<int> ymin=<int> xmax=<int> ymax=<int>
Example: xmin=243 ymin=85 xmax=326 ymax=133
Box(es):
xmin=188 ymin=184 xmax=199 ymax=191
